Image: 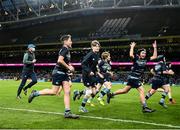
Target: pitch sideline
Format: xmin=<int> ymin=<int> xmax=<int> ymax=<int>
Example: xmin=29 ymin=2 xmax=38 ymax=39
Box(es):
xmin=0 ymin=106 xmax=180 ymax=128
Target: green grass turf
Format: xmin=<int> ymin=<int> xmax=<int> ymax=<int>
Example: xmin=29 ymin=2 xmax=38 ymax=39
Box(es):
xmin=0 ymin=80 xmax=180 ymax=129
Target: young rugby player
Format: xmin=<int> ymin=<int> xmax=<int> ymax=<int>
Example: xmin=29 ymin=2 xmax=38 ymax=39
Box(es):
xmin=74 ymin=40 xmax=100 ymax=112
xmin=145 ymin=55 xmax=174 ymax=108
xmin=28 ymin=35 xmax=79 ymax=119
xmin=107 ymin=41 xmax=157 ymax=113
xmin=96 ymin=51 xmax=113 ymax=105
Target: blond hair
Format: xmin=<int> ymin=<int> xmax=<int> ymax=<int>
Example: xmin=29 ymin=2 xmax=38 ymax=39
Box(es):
xmin=91 ymin=40 xmax=100 ymax=47
xmin=101 ymin=51 xmax=110 ymax=60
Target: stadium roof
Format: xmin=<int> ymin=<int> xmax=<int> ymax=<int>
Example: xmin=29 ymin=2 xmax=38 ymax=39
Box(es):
xmin=0 ymin=0 xmax=180 ymax=23
xmin=0 ymin=0 xmax=180 ymax=45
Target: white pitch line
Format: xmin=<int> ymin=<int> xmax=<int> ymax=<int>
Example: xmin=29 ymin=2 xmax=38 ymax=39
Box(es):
xmin=0 ymin=107 xmax=180 ymax=129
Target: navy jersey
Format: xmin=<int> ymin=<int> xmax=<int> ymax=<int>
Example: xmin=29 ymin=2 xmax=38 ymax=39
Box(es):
xmin=164 ymin=63 xmax=172 ymax=80
xmin=129 ymin=55 xmax=150 ymax=79
xmin=98 ymin=60 xmax=111 ymax=74
xmin=22 ymin=51 xmax=35 ymax=72
xmin=53 ymin=46 xmax=70 ymax=73
xmin=153 ymin=62 xmax=167 ymax=79
xmin=82 ymin=51 xmax=99 ymax=74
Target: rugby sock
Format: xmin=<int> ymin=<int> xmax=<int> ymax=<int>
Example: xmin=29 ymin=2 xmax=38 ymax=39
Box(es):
xmin=112 ymin=92 xmax=115 ymax=96
xmin=160 ymin=92 xmax=168 ymax=103
xmin=91 ymin=94 xmax=96 ymax=99
xmin=79 ymin=90 xmax=85 ymax=95
xmin=99 ymin=88 xmax=110 ymax=98
xmin=34 ymin=91 xmax=40 ymax=97
xmin=81 ymin=98 xmax=88 ymax=107
xmin=169 ymin=98 xmax=173 ymax=102
xmin=142 ymin=101 xmax=147 ymax=108
xmin=65 ymin=108 xmax=71 ymax=113
xmin=145 ymin=92 xmax=152 ymax=100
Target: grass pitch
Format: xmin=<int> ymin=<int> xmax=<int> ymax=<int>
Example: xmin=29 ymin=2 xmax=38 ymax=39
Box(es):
xmin=0 ymin=80 xmax=180 ymax=129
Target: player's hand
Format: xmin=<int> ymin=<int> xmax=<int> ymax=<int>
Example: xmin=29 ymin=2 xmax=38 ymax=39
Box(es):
xmin=152 ymin=40 xmax=157 ymax=48
xmin=98 ymin=73 xmax=104 ymax=79
xmin=32 ymin=59 xmax=36 ymax=63
xmin=169 ymin=70 xmax=174 ymax=75
xmin=109 ymin=72 xmax=113 ymax=77
xmin=68 ymin=65 xmax=75 ymax=72
xmin=130 ymin=42 xmax=136 ymax=48
xmin=89 ymin=72 xmax=94 ymax=76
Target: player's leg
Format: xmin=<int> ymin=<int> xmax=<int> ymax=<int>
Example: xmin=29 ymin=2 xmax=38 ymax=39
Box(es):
xmin=63 ymin=81 xmax=79 ymax=119
xmin=63 ymin=81 xmax=71 ymax=111
xmin=57 ymin=81 xmax=71 ymax=96
xmin=137 ymin=86 xmax=155 ymax=113
xmin=23 ymin=72 xmax=37 ymax=95
xmin=86 ymin=75 xmax=99 ymax=104
xmin=56 ymin=86 xmax=63 ymax=96
xmin=107 ymin=85 xmax=131 ymax=104
xmin=73 ymin=76 xmax=87 ymax=101
xmin=145 ymin=78 xmax=161 ymax=101
xmin=96 ymin=83 xmax=103 ymax=94
xmin=145 ymin=89 xmax=156 ymax=100
xmin=159 ymin=85 xmax=169 ymax=108
xmin=17 ymin=72 xmax=28 ymax=98
xmin=28 ymin=73 xmax=62 ymax=103
xmin=79 ymin=87 xmax=92 ymax=112
xmin=157 ymin=88 xmax=164 ymax=92
xmin=87 ymin=82 xmax=102 ymax=103
xmin=112 ymin=85 xmax=131 ymax=95
xmin=168 ymin=86 xmax=176 ymax=104
xmin=28 ymin=85 xmax=60 ymax=103
xmin=97 ymin=81 xmax=111 ymax=105
xmin=86 ymin=87 xmax=96 ymax=107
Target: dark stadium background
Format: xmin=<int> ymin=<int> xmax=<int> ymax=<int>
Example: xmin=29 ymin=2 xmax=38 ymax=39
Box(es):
xmin=0 ymin=0 xmax=180 ymax=84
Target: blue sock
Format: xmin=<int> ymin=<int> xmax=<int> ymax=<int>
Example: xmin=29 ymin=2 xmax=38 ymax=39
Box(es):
xmin=160 ymin=92 xmax=168 ymax=103
xmin=99 ymin=88 xmax=110 ymax=98
xmin=142 ymin=101 xmax=147 ymax=108
xmin=81 ymin=98 xmax=88 ymax=107
xmin=145 ymin=92 xmax=152 ymax=100
xmin=65 ymin=108 xmax=71 ymax=113
xmin=34 ymin=91 xmax=40 ymax=97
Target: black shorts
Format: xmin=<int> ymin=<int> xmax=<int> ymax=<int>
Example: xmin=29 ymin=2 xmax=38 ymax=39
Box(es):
xmin=52 ymin=73 xmax=70 ymax=86
xmin=163 ymin=77 xmax=170 ymax=85
xmin=97 ymin=74 xmax=111 ymax=85
xmin=82 ymin=73 xmax=97 ymax=88
xmin=127 ymin=77 xmax=142 ymax=88
xmin=152 ymin=77 xmax=170 ymax=90
xmin=151 ymin=78 xmax=164 ymax=90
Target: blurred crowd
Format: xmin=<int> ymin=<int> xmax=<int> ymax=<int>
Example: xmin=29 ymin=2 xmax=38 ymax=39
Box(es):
xmin=0 ymin=45 xmax=179 ymax=63
xmin=0 ymin=68 xmax=180 ymax=85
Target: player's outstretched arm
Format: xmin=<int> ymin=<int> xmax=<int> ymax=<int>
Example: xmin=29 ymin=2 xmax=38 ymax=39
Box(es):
xmin=129 ymin=42 xmax=136 ymax=59
xmin=150 ymin=40 xmax=157 ymax=60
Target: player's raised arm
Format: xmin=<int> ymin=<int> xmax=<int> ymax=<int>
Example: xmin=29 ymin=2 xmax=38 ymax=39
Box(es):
xmin=129 ymin=42 xmax=136 ymax=59
xmin=150 ymin=40 xmax=157 ymax=60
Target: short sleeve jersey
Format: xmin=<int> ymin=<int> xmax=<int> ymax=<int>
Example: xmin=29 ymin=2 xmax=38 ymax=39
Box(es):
xmin=53 ymin=46 xmax=71 ymax=73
